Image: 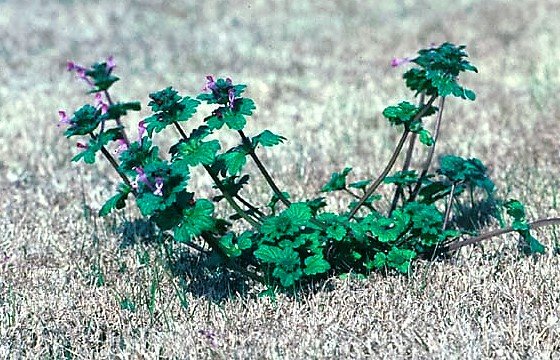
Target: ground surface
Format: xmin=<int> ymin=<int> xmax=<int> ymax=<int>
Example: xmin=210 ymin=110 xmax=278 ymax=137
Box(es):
xmin=1 ymin=0 xmax=560 ymax=358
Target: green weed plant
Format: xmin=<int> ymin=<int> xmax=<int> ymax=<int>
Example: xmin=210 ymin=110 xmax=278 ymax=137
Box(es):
xmin=59 ymin=43 xmax=560 ymax=291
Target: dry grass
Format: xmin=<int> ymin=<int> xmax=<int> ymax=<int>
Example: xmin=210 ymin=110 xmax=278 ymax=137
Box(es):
xmin=1 ymin=0 xmax=560 ymax=358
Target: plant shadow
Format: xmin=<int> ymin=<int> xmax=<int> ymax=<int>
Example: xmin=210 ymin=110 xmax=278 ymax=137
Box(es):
xmin=117 ymin=218 xmax=251 ymax=302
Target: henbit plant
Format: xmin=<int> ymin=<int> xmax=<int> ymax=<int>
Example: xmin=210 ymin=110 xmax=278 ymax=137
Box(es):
xmin=59 ymin=43 xmax=560 ymax=291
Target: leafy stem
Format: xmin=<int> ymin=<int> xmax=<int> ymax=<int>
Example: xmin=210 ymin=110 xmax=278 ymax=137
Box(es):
xmin=410 ymin=96 xmax=446 ymax=201
xmin=89 ymin=132 xmax=136 ymax=195
xmin=347 ymin=95 xmax=437 ymax=220
xmin=172 ymin=122 xmax=261 ymax=228
xmin=238 ymin=130 xmax=291 ymax=208
xmin=389 ymin=93 xmax=425 ymax=215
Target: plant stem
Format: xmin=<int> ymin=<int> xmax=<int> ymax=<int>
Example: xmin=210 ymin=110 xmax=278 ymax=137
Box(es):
xmin=172 ymin=122 xmax=260 ymax=228
xmin=235 ymin=194 xmax=266 ymax=219
xmin=90 ymin=133 xmax=136 ymax=194
xmin=238 ymin=130 xmax=291 ymax=207
xmin=389 ymin=94 xmax=425 ymax=215
xmin=344 ymin=188 xmax=360 ymax=199
xmin=103 ymin=90 xmax=130 ymax=145
xmin=410 ymin=96 xmax=446 ymax=201
xmin=442 ymin=217 xmax=560 ymax=252
xmin=347 ymin=95 xmax=437 ymax=220
xmin=347 ymin=130 xmax=409 ymax=219
xmin=442 ymin=183 xmax=456 ymax=230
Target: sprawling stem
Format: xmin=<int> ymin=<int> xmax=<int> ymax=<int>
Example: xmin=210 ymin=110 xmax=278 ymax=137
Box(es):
xmin=238 ymin=130 xmax=291 ymax=208
xmin=389 ymin=93 xmax=425 ymax=215
xmin=442 ymin=217 xmax=560 ymax=252
xmin=172 ymin=122 xmax=260 ymax=228
xmin=410 ymin=96 xmax=446 ymax=201
xmin=347 ymin=95 xmax=437 ymax=220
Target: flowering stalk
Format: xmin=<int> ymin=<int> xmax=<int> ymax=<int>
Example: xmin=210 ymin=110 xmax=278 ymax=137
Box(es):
xmin=348 ymin=95 xmax=437 ymax=220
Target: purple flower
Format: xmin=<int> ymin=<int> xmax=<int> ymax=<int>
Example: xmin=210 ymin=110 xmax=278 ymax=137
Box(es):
xmin=76 ymin=141 xmax=88 ymax=149
xmin=138 ymin=120 xmax=147 ymax=141
xmin=228 ymin=88 xmax=235 ymax=109
xmin=133 ymin=166 xmax=154 ymax=191
xmin=153 ymin=177 xmax=164 ymax=196
xmin=114 ymin=138 xmax=128 ymax=154
xmin=66 ymin=60 xmax=86 ymax=72
xmin=391 ymin=57 xmax=411 ymax=68
xmin=67 ymin=60 xmax=93 ymax=86
xmin=202 ymin=75 xmax=217 ymax=92
xmin=225 ymin=77 xmax=233 ymax=86
xmin=57 ymin=110 xmax=71 ymax=127
xmin=94 ymin=93 xmax=109 ymax=114
xmin=106 ymin=55 xmax=116 ymax=72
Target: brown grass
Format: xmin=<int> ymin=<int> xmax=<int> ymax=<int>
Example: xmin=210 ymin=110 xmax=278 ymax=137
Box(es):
xmin=1 ymin=0 xmax=560 ymax=358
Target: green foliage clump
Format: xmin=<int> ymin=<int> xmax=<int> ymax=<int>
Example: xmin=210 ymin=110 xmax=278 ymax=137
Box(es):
xmin=59 ymin=43 xmax=555 ymax=294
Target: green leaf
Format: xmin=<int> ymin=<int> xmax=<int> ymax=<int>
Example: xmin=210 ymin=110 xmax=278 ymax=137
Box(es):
xmin=64 ymin=105 xmax=101 ymax=137
xmin=464 ymin=89 xmax=476 ymax=101
xmin=326 ymin=224 xmax=347 ymax=241
xmin=504 ymin=199 xmax=526 ymax=221
xmin=525 ymin=233 xmax=546 ymax=255
xmin=176 ymin=139 xmax=221 ymax=167
xmin=222 ymin=150 xmax=247 ymax=175
xmin=252 ymin=130 xmax=287 ymax=148
xmin=219 ymin=233 xmax=242 ymax=258
xmin=173 ymin=199 xmax=215 ymax=242
xmin=99 ymin=184 xmax=131 ymax=216
xmin=372 ymin=252 xmax=387 ymax=269
xmin=71 ymin=144 xmax=97 ymax=164
xmin=349 ymin=179 xmax=371 ymax=191
xmin=176 ymin=97 xmax=200 ymax=122
xmin=303 ymin=255 xmax=331 ymax=275
xmin=418 ymin=129 xmax=434 ymax=146
xmin=283 ymin=203 xmax=312 ymax=227
xmin=236 ymin=98 xmax=256 ymax=116
xmin=368 ymin=210 xmax=410 ymax=243
xmin=384 ymin=170 xmax=418 ymax=186
xmin=136 ymin=192 xmax=165 ymax=216
xmin=387 ymin=247 xmax=416 ymax=273
xmin=321 ymin=167 xmax=352 ymax=192
xmin=254 ymin=245 xmax=284 ymax=263
xmin=223 ymin=111 xmax=246 ymax=130
xmin=273 ymin=267 xmax=303 ymax=287
xmin=238 ymin=231 xmax=253 ymax=250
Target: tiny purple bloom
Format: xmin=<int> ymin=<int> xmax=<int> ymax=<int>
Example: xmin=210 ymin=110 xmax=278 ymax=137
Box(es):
xmin=94 ymin=93 xmax=109 ymax=114
xmin=76 ymin=141 xmax=88 ymax=149
xmin=133 ymin=166 xmax=154 ymax=190
xmin=106 ymin=55 xmax=116 ymax=72
xmin=153 ymin=177 xmax=164 ymax=196
xmin=76 ymin=68 xmax=93 ymax=86
xmin=228 ymin=88 xmax=235 ymax=109
xmin=57 ymin=110 xmax=71 ymax=127
xmin=138 ymin=120 xmax=147 ymax=141
xmin=66 ymin=60 xmax=85 ymax=72
xmin=225 ymin=77 xmax=233 ymax=86
xmin=391 ymin=57 xmax=411 ymax=68
xmin=203 ymin=75 xmax=216 ymax=92
xmin=114 ymin=138 xmax=128 ymax=154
